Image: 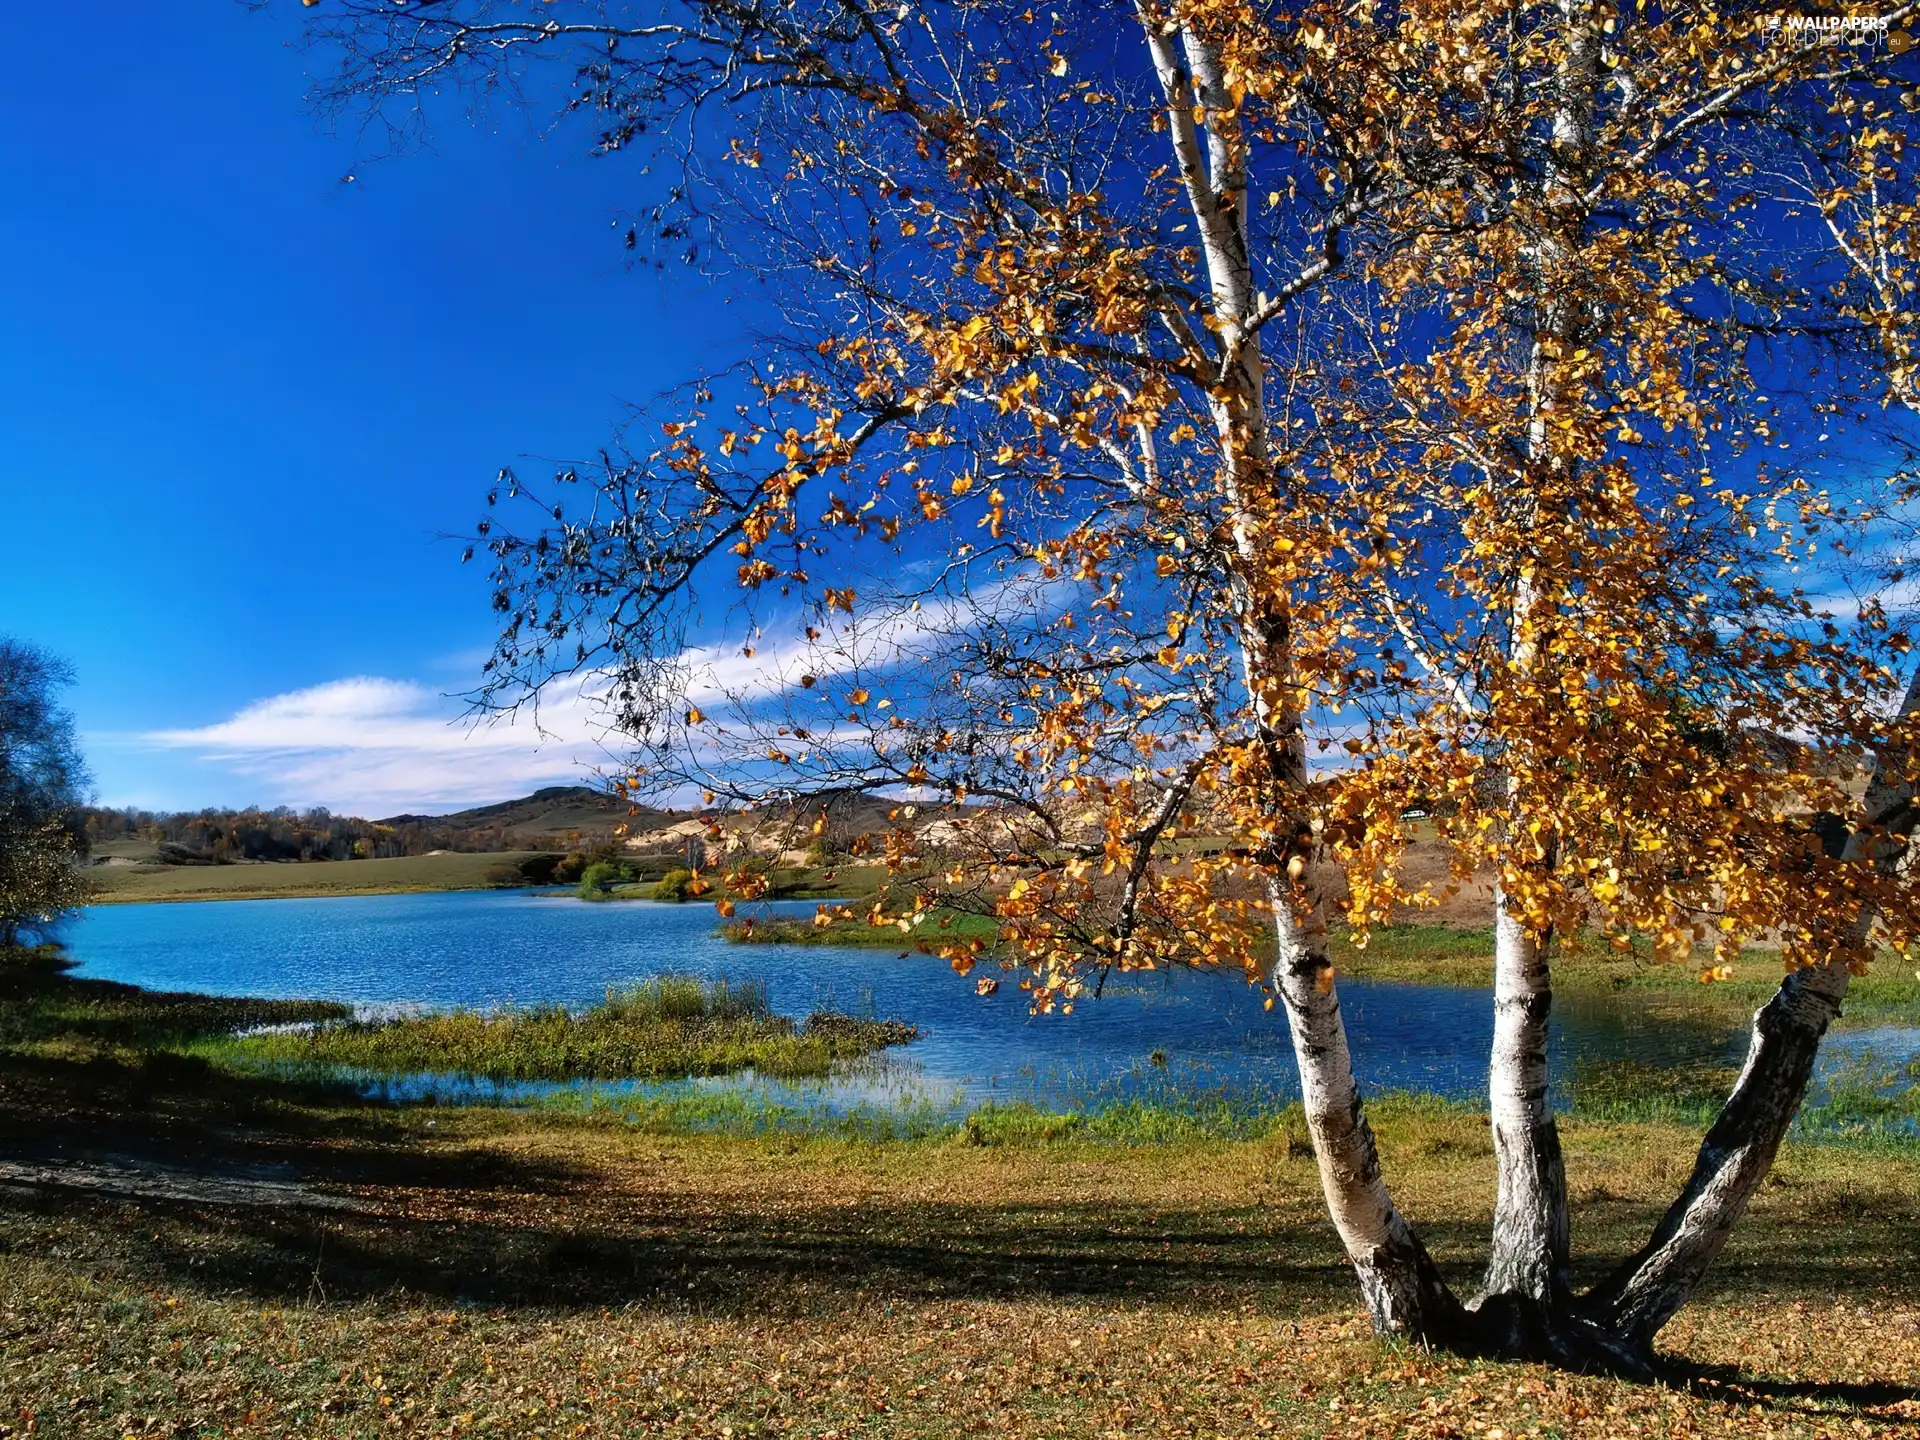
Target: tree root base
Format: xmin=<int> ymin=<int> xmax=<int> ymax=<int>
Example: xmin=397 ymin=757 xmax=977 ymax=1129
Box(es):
xmin=1383 ymin=1292 xmax=1660 ymax=1382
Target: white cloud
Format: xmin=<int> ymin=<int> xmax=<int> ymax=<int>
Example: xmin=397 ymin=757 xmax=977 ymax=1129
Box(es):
xmin=676 ymin=577 xmax=1061 ymax=706
xmin=132 ymin=675 xmax=622 ymax=815
xmin=113 ymin=579 xmax=1066 ymax=815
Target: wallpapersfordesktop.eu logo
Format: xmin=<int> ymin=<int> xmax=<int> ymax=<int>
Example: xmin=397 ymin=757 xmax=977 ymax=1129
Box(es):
xmin=1760 ymin=10 xmax=1912 ymax=51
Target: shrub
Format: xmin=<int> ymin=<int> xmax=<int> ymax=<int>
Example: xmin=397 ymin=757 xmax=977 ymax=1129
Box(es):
xmin=154 ymin=841 xmax=217 ymax=867
xmin=514 ymin=853 xmax=564 ymax=886
xmin=552 ymin=850 xmax=589 ymax=885
xmin=653 ymin=867 xmax=695 ymax=901
xmin=577 ymin=861 xmax=628 ymax=898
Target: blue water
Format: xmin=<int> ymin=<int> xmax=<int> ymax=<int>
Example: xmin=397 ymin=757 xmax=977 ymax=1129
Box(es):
xmin=59 ymin=889 xmax=1824 ymax=1121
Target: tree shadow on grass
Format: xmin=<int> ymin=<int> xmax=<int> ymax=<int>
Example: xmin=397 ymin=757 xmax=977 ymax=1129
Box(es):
xmin=6 ymin=1177 xmax=1918 ymax=1420
xmin=13 ymin=1180 xmax=1366 ymax=1314
xmin=1668 ymin=1364 xmax=1920 ymax=1422
xmin=0 ymin=1048 xmax=591 ymax=1197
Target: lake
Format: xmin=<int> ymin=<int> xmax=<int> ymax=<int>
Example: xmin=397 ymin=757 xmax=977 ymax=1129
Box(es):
xmin=62 ymin=889 xmax=1907 ymax=1124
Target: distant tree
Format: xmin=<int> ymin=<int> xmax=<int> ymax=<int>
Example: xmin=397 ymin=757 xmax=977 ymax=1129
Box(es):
xmin=0 ymin=640 xmax=92 ymax=947
xmin=578 ymin=860 xmax=629 ymax=897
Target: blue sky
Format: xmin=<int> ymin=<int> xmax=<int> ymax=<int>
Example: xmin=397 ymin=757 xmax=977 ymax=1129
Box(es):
xmin=0 ymin=1 xmax=736 ymax=814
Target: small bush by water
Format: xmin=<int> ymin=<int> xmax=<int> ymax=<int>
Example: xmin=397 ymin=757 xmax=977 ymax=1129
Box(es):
xmin=206 ymin=974 xmax=918 ymax=1082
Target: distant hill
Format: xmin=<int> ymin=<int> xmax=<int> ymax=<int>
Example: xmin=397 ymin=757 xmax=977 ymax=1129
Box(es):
xmin=84 ymin=784 xmax=945 ymax=869
xmin=84 ymin=786 xmax=656 ymax=865
xmin=379 ymin=786 xmax=658 ymax=843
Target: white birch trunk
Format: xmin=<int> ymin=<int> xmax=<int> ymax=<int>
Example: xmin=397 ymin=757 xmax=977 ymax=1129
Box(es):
xmin=1270 ymin=877 xmax=1464 ymax=1337
xmin=1479 ymin=0 xmax=1603 ymax=1315
xmin=1135 ymin=2 xmax=1461 ymax=1339
xmin=1483 ymin=892 xmax=1570 ymax=1305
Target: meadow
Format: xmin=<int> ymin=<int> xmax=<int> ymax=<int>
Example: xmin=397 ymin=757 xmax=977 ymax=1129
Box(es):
xmin=1 ymin=941 xmax=1918 ymax=1436
xmin=85 ymin=850 xmax=557 ymax=905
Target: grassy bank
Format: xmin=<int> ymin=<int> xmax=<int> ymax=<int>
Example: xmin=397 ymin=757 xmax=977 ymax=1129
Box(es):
xmin=206 ymin=975 xmax=918 ymax=1082
xmin=0 ymin=944 xmax=349 ymax=1061
xmin=1332 ymin=923 xmax=1920 ymax=1028
xmin=85 ymin=849 xmax=560 ymax=905
xmin=727 ymin=912 xmax=1920 ymax=1030
xmin=587 ymin=861 xmax=895 ymax=904
xmin=3 ymin=948 xmax=1920 ymax=1433
xmin=3 ymin=1082 xmax=1918 ymax=1436
xmin=720 ymin=907 xmax=1002 ymax=951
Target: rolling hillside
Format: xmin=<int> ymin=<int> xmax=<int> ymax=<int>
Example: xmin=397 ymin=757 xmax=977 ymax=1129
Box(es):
xmin=378 ymin=786 xmax=658 ymax=845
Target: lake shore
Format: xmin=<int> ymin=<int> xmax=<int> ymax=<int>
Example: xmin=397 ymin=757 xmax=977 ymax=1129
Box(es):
xmin=85 ymin=852 xmax=891 ymax=907
xmin=83 ymin=849 xmax=560 ymax=905
xmin=725 ymin=912 xmax=1920 ymax=1031
xmin=3 ymin=958 xmax=1917 ymax=1436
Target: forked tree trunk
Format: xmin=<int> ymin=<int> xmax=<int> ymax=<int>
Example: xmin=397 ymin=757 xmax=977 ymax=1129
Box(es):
xmin=1583 ymin=668 xmax=1920 ymax=1354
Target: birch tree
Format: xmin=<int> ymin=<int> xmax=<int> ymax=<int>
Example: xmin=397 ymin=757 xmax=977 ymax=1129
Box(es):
xmin=298 ymin=0 xmax=1920 ymax=1369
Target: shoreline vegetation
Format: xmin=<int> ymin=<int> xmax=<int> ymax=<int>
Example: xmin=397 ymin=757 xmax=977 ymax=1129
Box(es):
xmin=206 ymin=975 xmax=919 ymax=1083
xmin=724 ymin=909 xmax=1920 ymax=1031
xmin=0 ymin=950 xmax=914 ymax=1086
xmin=6 ymin=940 xmax=1914 ymax=1141
xmin=85 ymin=850 xmax=897 ymax=907
xmin=3 ymin=943 xmax=1919 ymax=1434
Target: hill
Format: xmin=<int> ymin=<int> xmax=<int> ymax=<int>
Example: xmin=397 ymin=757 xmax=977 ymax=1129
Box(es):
xmin=83 ymin=785 xmax=948 ymax=878
xmin=379 ymin=786 xmax=657 ymax=845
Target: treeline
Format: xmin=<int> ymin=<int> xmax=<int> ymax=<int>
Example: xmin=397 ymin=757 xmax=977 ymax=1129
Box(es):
xmin=81 ymin=806 xmax=598 ymax=864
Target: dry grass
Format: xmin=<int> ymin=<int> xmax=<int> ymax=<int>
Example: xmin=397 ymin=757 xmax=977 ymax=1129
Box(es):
xmin=1 ymin=944 xmax=1914 ymax=1436
xmin=1 ymin=1076 xmax=1916 ymax=1438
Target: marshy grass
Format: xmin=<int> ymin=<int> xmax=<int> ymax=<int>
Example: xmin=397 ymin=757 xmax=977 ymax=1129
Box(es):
xmin=204 ymin=973 xmax=919 ymax=1082
xmin=0 ymin=944 xmax=348 ymax=1058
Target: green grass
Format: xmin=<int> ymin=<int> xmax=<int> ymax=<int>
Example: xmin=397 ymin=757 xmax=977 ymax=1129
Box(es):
xmin=204 ymin=974 xmax=919 ymax=1082
xmin=586 ymin=862 xmax=897 ymax=904
xmin=1334 ymin=924 xmax=1920 ymax=1029
xmin=85 ymin=849 xmax=559 ymax=905
xmin=0 ymin=944 xmax=348 ymax=1058
xmin=719 ymin=906 xmax=1001 ymax=951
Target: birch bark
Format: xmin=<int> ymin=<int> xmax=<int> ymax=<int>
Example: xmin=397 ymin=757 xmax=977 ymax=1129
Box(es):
xmin=1480 ymin=0 xmax=1603 ymax=1312
xmin=1135 ymin=3 xmax=1462 ymax=1338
